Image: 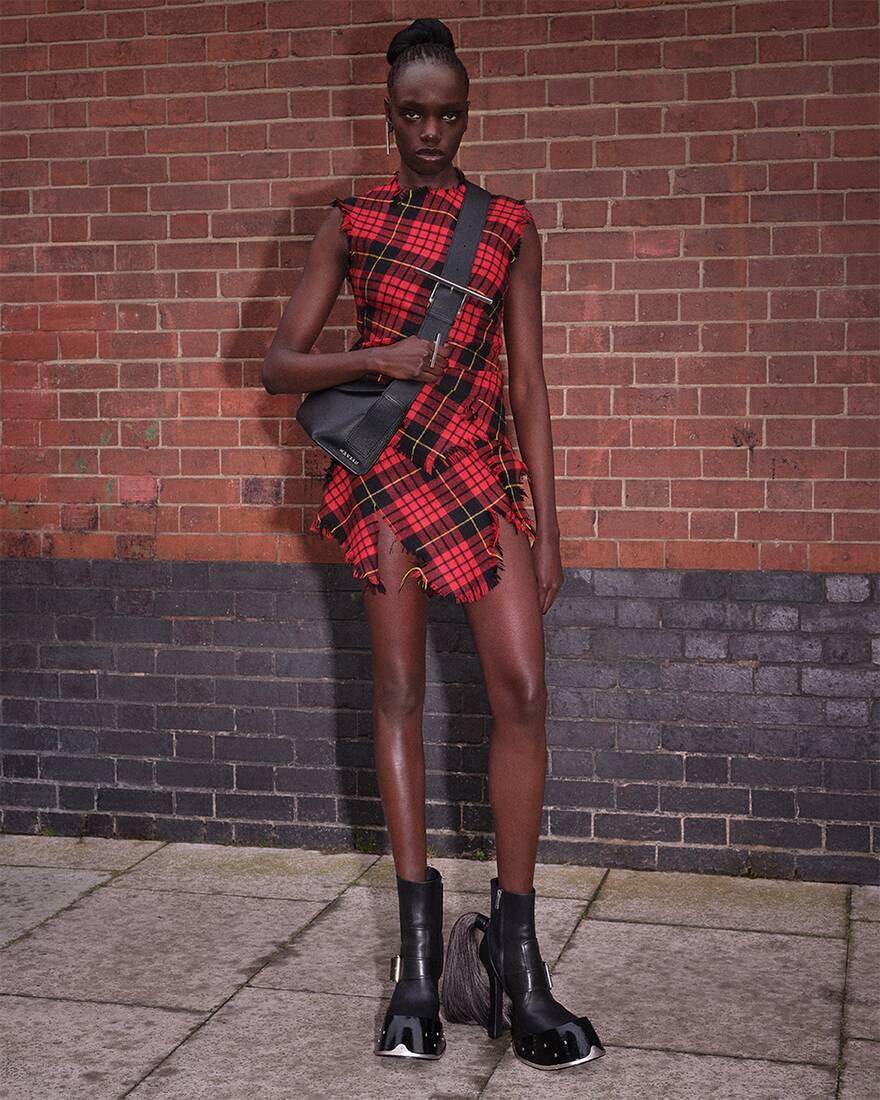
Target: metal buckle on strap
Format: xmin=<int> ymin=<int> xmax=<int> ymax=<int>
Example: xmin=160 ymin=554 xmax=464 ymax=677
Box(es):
xmin=543 ymin=960 xmax=553 ymax=989
xmin=411 ymin=264 xmax=494 ymax=306
xmin=390 ymin=954 xmax=402 ymax=982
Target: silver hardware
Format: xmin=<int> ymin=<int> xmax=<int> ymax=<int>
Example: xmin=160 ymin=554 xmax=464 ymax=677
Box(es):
xmin=410 ymin=264 xmax=494 ymax=306
xmin=543 ymin=960 xmax=553 ymax=989
xmin=390 ymin=954 xmax=402 ymax=982
xmin=428 ymin=331 xmax=441 ymax=371
xmin=495 ymin=886 xmax=502 ymax=910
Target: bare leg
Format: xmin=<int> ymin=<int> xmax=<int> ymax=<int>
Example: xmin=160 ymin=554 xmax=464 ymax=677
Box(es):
xmin=463 ymin=516 xmax=547 ymax=893
xmin=361 ymin=512 xmax=430 ymax=882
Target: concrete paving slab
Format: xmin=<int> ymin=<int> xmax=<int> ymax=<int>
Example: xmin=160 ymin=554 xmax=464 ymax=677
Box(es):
xmin=108 ymin=842 xmax=378 ymax=901
xmin=839 ymin=1039 xmax=880 ymax=1100
xmin=589 ymin=868 xmax=847 ymax=936
xmin=0 ymin=835 xmax=164 ymax=870
xmin=851 ymin=886 xmax=880 ymax=922
xmin=481 ymin=1044 xmax=837 ymax=1099
xmin=846 ymin=920 xmax=880 ymax=1041
xmin=251 ymin=885 xmax=584 ymax=999
xmin=126 ymin=986 xmax=504 ymax=1100
xmin=554 ymin=918 xmax=844 ymax=1064
xmin=360 ymin=854 xmax=606 ymax=900
xmin=0 ymin=866 xmax=109 ymax=946
xmin=0 ymin=993 xmax=202 ymax=1100
xmin=0 ymin=885 xmax=324 ymax=1012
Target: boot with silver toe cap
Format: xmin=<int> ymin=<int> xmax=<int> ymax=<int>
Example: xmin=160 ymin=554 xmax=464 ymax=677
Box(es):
xmin=480 ymin=877 xmax=604 ymax=1070
xmin=375 ymin=866 xmax=446 ymax=1059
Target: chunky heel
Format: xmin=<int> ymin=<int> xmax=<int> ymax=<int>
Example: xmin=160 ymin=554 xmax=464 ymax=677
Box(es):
xmin=479 ymin=934 xmax=505 ymax=1040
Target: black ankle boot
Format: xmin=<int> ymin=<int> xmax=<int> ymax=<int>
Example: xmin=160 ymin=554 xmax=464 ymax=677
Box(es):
xmin=442 ymin=877 xmax=604 ymax=1071
xmin=375 ymin=865 xmax=446 ymax=1059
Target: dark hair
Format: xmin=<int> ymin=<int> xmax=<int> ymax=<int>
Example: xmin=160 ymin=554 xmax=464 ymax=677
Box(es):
xmin=385 ymin=17 xmax=469 ymax=95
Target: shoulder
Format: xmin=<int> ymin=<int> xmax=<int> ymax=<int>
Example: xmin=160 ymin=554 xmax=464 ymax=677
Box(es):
xmin=326 ymin=175 xmax=395 ymax=234
xmin=482 ymin=188 xmax=536 ymax=235
xmin=480 ymin=189 xmax=536 ymax=261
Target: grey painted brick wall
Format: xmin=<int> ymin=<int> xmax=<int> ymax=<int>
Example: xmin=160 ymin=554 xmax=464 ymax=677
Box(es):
xmin=1 ymin=558 xmax=878 ymax=885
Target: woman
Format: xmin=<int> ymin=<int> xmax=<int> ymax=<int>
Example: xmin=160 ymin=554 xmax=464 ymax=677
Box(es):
xmin=263 ymin=17 xmax=604 ymax=1073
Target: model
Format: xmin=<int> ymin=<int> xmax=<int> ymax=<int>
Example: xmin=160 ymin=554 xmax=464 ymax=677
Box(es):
xmin=262 ymin=16 xmax=604 ymax=1073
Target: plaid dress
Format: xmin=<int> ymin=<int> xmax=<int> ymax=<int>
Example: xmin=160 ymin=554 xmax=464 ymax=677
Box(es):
xmin=308 ymin=166 xmax=538 ymax=604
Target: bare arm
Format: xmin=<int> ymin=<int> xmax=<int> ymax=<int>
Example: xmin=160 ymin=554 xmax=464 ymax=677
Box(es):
xmin=262 ymin=207 xmax=447 ymax=395
xmin=262 ymin=207 xmax=370 ymax=394
xmin=503 ymin=219 xmax=560 ymax=539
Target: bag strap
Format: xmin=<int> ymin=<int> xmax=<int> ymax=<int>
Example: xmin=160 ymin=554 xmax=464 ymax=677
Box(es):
xmin=342 ymin=181 xmax=492 ymax=465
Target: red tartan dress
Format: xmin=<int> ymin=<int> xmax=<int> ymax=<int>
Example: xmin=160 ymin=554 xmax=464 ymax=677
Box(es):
xmin=308 ymin=165 xmax=538 ymax=604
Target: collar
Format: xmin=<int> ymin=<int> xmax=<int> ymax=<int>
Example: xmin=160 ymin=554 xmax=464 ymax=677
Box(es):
xmin=389 ymin=165 xmax=467 ymax=201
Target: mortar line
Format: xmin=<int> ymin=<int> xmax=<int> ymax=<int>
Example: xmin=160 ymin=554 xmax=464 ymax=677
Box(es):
xmin=834 ymin=886 xmax=854 ymax=1100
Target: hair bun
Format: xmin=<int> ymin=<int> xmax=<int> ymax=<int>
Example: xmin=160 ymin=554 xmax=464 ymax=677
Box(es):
xmin=386 ymin=17 xmax=456 ymax=66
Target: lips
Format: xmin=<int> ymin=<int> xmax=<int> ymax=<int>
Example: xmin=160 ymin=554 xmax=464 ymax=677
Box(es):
xmin=416 ymin=150 xmax=444 ymax=157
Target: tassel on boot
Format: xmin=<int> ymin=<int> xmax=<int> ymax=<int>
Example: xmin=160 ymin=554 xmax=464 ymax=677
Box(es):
xmin=440 ymin=911 xmax=511 ymax=1029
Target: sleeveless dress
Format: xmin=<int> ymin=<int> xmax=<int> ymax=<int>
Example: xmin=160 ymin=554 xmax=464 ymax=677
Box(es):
xmin=308 ymin=165 xmax=538 ymax=605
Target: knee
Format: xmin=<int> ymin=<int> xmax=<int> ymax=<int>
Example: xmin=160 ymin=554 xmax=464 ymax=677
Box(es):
xmin=373 ymin=666 xmax=425 ymax=724
xmin=493 ymin=673 xmax=548 ymax=729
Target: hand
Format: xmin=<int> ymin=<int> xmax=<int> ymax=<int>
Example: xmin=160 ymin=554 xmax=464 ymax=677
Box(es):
xmin=366 ymin=336 xmax=450 ymax=383
xmin=532 ymin=529 xmax=563 ymax=614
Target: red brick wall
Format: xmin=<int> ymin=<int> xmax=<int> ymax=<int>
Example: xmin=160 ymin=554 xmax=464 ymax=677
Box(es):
xmin=2 ymin=1 xmax=878 ymax=572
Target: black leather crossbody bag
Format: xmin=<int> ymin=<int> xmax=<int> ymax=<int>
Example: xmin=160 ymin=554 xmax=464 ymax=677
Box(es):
xmin=295 ymin=180 xmax=492 ymax=476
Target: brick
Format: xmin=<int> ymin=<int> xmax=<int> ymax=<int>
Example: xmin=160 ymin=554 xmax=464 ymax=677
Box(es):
xmin=822 ymin=636 xmax=872 ymax=665
xmin=825 ymin=575 xmax=871 ymax=602
xmin=798 ymin=791 xmax=880 ymax=823
xmin=731 ymin=818 xmax=822 ymax=850
xmin=685 ymin=755 xmax=729 ymax=784
xmin=662 ymin=724 xmax=750 ymax=753
xmin=683 ymin=816 xmax=727 ymax=845
xmin=825 ymin=700 xmax=870 ymax=727
xmin=596 ymin=750 xmax=684 ymax=781
xmin=96 ymin=787 xmax=173 ymax=814
xmin=215 ymin=793 xmax=296 ymax=821
xmin=803 ymin=668 xmax=880 ymax=698
xmin=659 ymin=785 xmax=750 ymax=814
xmin=751 ymin=789 xmax=797 ymax=818
xmin=828 ymin=824 xmax=871 ymax=852
xmin=801 ymin=605 xmax=880 ymax=633
xmin=548 ymin=810 xmax=593 ymax=837
xmin=595 ymin=813 xmax=681 ymax=841
xmin=615 ymin=783 xmax=659 ymax=811
xmin=731 ymin=757 xmax=822 ymax=787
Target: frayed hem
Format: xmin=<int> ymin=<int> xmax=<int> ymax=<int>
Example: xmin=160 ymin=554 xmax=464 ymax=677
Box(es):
xmin=309 ymin=513 xmax=387 ymax=594
xmin=309 ymin=478 xmax=535 ymax=606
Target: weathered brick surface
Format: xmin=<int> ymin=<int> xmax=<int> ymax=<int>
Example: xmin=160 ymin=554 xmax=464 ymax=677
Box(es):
xmin=0 ymin=4 xmax=877 ymax=574
xmin=1 ymin=559 xmax=878 ymax=884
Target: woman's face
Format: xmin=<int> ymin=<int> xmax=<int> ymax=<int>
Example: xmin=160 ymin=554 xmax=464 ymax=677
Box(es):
xmin=385 ymin=61 xmax=469 ymax=178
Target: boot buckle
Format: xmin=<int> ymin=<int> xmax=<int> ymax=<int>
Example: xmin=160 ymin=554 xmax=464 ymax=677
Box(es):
xmin=390 ymin=954 xmax=402 ymax=982
xmin=543 ymin=960 xmax=553 ymax=989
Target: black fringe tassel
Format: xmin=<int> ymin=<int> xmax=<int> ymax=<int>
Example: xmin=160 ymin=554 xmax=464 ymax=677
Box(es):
xmin=440 ymin=911 xmax=511 ymax=1028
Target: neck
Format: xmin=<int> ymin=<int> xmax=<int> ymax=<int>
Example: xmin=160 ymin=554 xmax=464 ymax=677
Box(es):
xmin=395 ymin=164 xmax=461 ymax=191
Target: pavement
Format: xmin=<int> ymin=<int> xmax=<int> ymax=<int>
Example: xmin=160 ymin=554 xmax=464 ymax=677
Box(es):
xmin=0 ymin=835 xmax=876 ymax=1099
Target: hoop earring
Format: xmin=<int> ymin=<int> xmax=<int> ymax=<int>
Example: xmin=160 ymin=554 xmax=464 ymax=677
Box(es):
xmin=385 ymin=121 xmax=392 ymax=156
